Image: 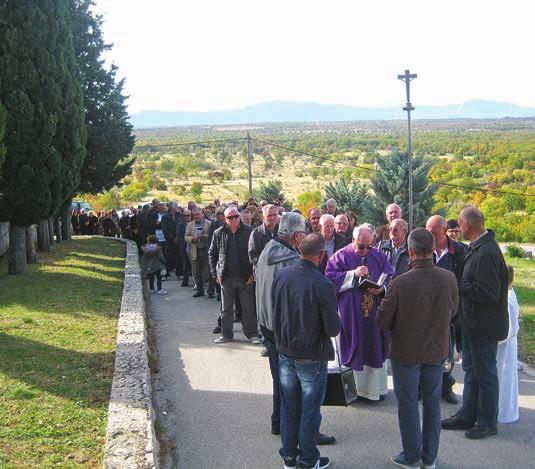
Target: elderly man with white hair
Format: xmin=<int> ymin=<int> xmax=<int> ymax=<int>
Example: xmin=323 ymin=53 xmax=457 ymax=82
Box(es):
xmin=248 ymin=203 xmax=279 ymax=272
xmin=324 ymin=198 xmax=338 ymax=216
xmin=375 ymin=203 xmax=403 ymax=242
xmin=319 ymin=214 xmax=350 ymax=273
xmin=326 ymin=224 xmax=395 ymax=401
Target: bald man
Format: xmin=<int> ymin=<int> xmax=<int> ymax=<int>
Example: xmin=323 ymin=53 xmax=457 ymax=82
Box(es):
xmin=375 ymin=203 xmax=403 ymax=242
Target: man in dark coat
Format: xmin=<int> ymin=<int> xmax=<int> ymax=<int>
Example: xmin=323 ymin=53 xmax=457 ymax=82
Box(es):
xmin=248 ymin=203 xmax=279 ymax=272
xmin=376 ymin=218 xmax=410 ymax=274
xmin=161 ymin=202 xmax=183 ymax=279
xmin=426 ymin=214 xmax=467 ymax=404
xmin=441 ymin=206 xmax=508 ymax=440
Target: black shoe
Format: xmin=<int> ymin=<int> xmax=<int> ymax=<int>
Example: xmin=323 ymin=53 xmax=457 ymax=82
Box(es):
xmin=208 ymin=293 xmax=215 ymax=299
xmin=271 ymin=425 xmax=280 ymax=435
xmin=192 ymin=292 xmax=204 ymax=298
xmin=442 ymin=388 xmax=459 ymax=404
xmin=181 ymin=279 xmax=189 ymax=287
xmin=317 ymin=433 xmax=336 ymax=445
xmin=441 ymin=416 xmax=474 ymax=431
xmin=212 ymin=325 xmax=221 ymax=334
xmin=260 ymin=346 xmax=269 ymax=357
xmin=298 ymin=456 xmax=330 ymax=469
xmin=465 ymin=426 xmax=497 ymax=440
xmin=283 ymin=456 xmax=296 ymax=469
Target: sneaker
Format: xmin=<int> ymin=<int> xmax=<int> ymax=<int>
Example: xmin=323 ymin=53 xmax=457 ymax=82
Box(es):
xmin=250 ymin=336 xmax=262 ymax=345
xmin=283 ymin=457 xmax=296 ymax=469
xmin=298 ymin=456 xmax=330 ymax=469
xmin=421 ymin=461 xmax=436 ymax=469
xmin=214 ymin=336 xmax=233 ymax=344
xmin=390 ymin=453 xmax=420 ymax=468
xmin=212 ymin=325 xmax=222 ymax=334
xmin=156 ymin=289 xmax=167 ymax=295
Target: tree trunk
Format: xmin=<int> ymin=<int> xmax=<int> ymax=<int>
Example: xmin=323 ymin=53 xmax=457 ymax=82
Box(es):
xmin=25 ymin=225 xmax=37 ymax=264
xmin=54 ymin=218 xmax=62 ymax=243
xmin=47 ymin=218 xmax=55 ymax=246
xmin=61 ymin=213 xmax=71 ymax=241
xmin=36 ymin=220 xmax=50 ymax=252
xmin=8 ymin=224 xmax=27 ymax=275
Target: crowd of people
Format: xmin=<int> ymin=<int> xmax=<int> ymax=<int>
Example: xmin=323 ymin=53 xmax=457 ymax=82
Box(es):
xmin=73 ymin=196 xmax=520 ymax=469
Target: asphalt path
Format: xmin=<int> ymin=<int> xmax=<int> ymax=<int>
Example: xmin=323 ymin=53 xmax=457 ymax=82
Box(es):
xmin=150 ymin=277 xmax=535 ymax=469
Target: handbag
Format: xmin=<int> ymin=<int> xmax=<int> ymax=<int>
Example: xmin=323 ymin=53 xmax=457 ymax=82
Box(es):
xmin=322 ymin=337 xmax=358 ymax=406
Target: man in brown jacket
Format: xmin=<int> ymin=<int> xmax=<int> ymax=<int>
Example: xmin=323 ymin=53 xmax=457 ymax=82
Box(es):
xmin=377 ymin=228 xmax=458 ymax=469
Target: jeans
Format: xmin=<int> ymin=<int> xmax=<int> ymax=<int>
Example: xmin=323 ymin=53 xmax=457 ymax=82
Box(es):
xmin=148 ymin=271 xmax=162 ymax=291
xmin=279 ymin=354 xmax=327 ymax=467
xmin=264 ymin=337 xmax=280 ymax=431
xmin=456 ymin=334 xmax=499 ymax=428
xmin=391 ymin=360 xmax=444 ymax=465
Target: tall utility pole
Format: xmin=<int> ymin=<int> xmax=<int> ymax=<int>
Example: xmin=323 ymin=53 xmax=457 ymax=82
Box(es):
xmin=397 ymin=69 xmax=417 ymax=231
xmin=246 ymin=132 xmax=253 ymax=197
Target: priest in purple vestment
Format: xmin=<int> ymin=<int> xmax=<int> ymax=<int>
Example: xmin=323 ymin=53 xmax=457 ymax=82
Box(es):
xmin=325 ymin=224 xmax=395 ymax=400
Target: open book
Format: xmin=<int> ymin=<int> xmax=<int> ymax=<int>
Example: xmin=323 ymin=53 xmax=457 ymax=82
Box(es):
xmin=356 ymin=272 xmax=388 ymax=290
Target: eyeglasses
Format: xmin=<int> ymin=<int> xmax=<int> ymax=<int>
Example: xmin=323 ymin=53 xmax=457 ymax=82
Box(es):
xmin=226 ymin=215 xmax=240 ymax=220
xmin=357 ymin=244 xmax=371 ymax=251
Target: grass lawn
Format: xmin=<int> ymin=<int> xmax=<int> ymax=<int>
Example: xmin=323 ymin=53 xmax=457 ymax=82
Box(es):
xmin=504 ymin=255 xmax=535 ymax=365
xmin=0 ymin=237 xmax=125 ymax=468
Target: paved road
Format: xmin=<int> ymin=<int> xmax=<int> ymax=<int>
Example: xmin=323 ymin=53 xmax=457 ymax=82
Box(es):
xmin=151 ymin=279 xmax=535 ymax=469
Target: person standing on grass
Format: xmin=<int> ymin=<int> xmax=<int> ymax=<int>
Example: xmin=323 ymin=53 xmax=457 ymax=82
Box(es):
xmin=141 ymin=235 xmax=167 ymax=295
xmin=377 ymin=228 xmax=458 ymax=469
xmin=272 ymin=232 xmax=340 ymax=469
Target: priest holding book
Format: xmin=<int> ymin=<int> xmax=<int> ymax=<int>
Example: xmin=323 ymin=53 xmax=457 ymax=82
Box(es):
xmin=326 ymin=224 xmax=395 ymax=401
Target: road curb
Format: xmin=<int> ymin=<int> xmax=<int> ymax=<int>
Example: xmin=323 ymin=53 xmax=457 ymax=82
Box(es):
xmin=103 ymin=238 xmax=159 ymax=469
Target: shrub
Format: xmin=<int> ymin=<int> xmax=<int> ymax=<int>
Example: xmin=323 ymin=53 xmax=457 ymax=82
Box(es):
xmin=190 ymin=182 xmax=203 ymax=197
xmin=506 ymin=244 xmax=525 ymax=258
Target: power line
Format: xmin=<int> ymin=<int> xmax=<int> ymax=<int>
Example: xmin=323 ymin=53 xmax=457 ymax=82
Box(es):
xmin=133 ymin=137 xmax=247 ymax=151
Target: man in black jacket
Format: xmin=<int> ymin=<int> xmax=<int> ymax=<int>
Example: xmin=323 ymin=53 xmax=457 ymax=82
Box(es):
xmin=248 ymin=203 xmax=279 ymax=272
xmin=273 ymin=233 xmax=340 ymax=469
xmin=441 ymin=206 xmax=508 ymax=440
xmin=426 ymin=214 xmax=467 ymax=404
xmin=376 ymin=218 xmax=410 ymax=274
xmin=161 ymin=202 xmax=183 ymax=279
xmin=209 ymin=206 xmax=259 ymax=344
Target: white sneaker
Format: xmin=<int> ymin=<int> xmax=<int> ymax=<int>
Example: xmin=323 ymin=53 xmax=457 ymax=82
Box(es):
xmin=157 ymin=289 xmax=167 ymax=295
xmin=421 ymin=462 xmax=436 ymax=469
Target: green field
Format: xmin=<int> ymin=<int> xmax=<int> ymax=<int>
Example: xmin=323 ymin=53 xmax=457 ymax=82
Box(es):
xmin=505 ymin=255 xmax=535 ymax=365
xmin=0 ymin=238 xmax=125 ymax=468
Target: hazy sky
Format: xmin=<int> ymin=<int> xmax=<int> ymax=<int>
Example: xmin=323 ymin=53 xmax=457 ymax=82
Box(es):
xmin=94 ymin=0 xmax=535 ymax=113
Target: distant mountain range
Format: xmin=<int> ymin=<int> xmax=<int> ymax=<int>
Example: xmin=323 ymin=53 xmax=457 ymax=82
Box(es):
xmin=130 ymin=100 xmax=535 ymax=128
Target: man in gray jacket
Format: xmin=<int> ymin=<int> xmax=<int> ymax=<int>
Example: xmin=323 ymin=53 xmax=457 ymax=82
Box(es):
xmin=256 ymin=213 xmax=335 ymax=446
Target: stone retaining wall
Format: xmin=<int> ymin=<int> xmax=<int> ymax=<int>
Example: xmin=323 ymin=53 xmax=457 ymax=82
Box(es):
xmin=103 ymin=239 xmax=159 ymax=469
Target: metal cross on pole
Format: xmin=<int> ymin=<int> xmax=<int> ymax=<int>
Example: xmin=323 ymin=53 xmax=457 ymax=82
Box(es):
xmin=397 ymin=69 xmax=417 ymax=231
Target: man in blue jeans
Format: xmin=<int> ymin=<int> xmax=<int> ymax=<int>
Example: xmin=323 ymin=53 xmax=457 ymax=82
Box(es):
xmin=441 ymin=206 xmax=509 ymax=439
xmin=272 ymin=233 xmax=340 ymax=469
xmin=377 ymin=228 xmax=459 ymax=468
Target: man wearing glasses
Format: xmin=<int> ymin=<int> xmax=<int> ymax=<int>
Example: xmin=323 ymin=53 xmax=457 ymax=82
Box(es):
xmin=209 ymin=206 xmax=259 ymax=344
xmin=325 ymin=224 xmax=395 ymax=401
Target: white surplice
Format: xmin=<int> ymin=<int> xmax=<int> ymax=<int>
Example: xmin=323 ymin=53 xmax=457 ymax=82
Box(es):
xmin=496 ymin=288 xmax=520 ymax=423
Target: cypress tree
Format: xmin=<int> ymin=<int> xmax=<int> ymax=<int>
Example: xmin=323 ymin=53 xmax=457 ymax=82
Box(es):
xmin=367 ymin=150 xmax=436 ymax=228
xmin=0 ymin=0 xmax=86 ymax=274
xmin=71 ymin=0 xmax=135 ymax=195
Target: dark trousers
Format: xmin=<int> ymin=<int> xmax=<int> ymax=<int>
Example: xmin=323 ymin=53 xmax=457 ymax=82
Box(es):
xmin=148 ymin=271 xmax=162 ymax=291
xmin=264 ymin=337 xmax=281 ymax=431
xmin=193 ymin=249 xmax=214 ymax=295
xmin=164 ymin=241 xmax=181 ymax=275
xmin=443 ymin=323 xmax=457 ymax=391
xmin=392 ymin=360 xmax=444 ymax=465
xmin=456 ymin=334 xmax=499 ymax=429
xmin=279 ymin=354 xmax=327 ymax=467
xmin=220 ymin=277 xmax=257 ymax=339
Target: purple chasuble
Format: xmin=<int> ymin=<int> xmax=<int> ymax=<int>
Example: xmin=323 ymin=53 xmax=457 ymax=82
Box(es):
xmin=325 ymin=245 xmax=395 ymax=371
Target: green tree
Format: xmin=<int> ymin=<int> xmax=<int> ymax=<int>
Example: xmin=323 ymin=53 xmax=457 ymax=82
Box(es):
xmin=0 ymin=0 xmax=86 ymax=274
xmin=367 ymin=150 xmax=436 ymax=227
xmin=71 ymin=0 xmax=134 ymax=198
xmin=253 ymin=180 xmax=284 ymax=204
xmin=323 ymin=179 xmax=371 ymax=216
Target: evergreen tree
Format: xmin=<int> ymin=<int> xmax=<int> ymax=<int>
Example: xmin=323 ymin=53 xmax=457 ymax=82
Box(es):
xmin=366 ymin=150 xmax=436 ymax=227
xmin=323 ymin=178 xmax=371 ymax=216
xmin=0 ymin=0 xmax=86 ymax=273
xmin=71 ymin=0 xmax=135 ymax=195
